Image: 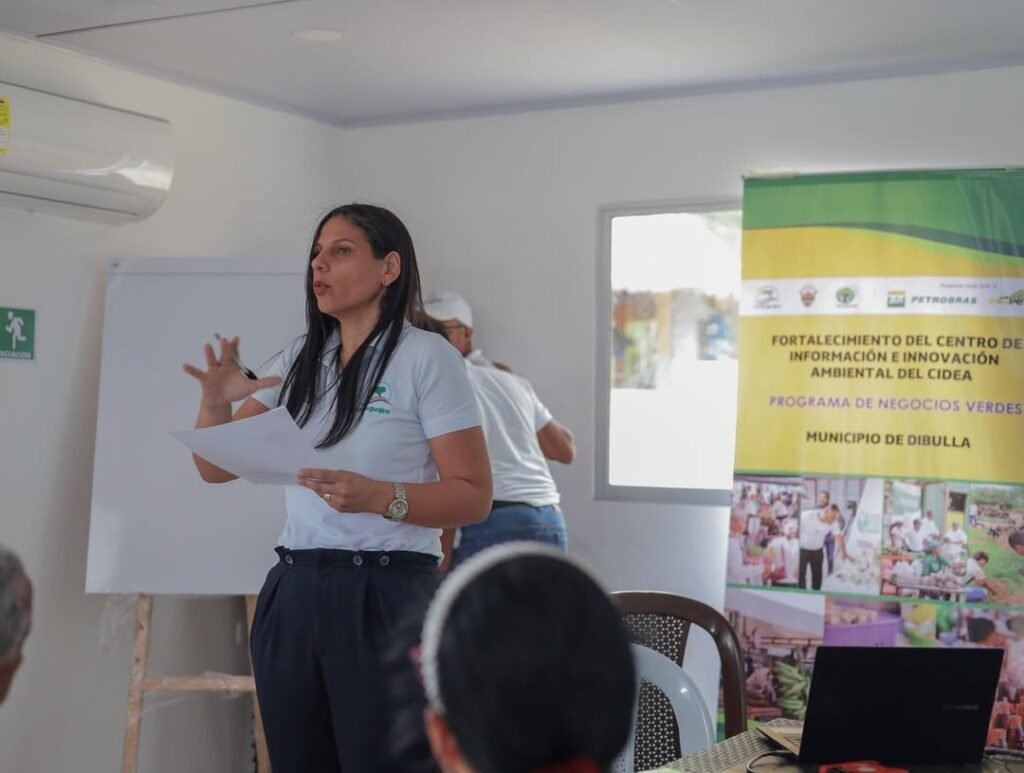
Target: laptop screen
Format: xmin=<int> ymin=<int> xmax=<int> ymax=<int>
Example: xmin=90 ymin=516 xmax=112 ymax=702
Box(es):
xmin=799 ymin=646 xmax=1004 ymax=764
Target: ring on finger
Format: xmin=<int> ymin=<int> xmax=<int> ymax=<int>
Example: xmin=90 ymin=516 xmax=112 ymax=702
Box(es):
xmin=323 ymin=492 xmax=332 ymax=503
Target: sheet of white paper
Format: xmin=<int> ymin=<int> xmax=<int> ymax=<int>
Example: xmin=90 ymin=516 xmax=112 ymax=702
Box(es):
xmin=171 ymin=406 xmax=321 ymax=485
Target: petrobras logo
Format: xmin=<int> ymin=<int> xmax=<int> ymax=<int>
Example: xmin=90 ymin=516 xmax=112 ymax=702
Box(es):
xmin=755 ymin=285 xmax=781 ymax=309
xmin=799 ymin=285 xmax=818 ymax=308
xmin=910 ymin=295 xmax=978 ymax=306
xmin=887 ymin=290 xmax=907 ymax=308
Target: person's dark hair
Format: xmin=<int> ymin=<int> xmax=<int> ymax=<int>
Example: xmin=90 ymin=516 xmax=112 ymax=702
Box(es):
xmin=417 ymin=314 xmax=449 ymax=339
xmin=973 ymin=551 xmax=989 ymax=563
xmin=418 ymin=548 xmax=636 ymax=773
xmin=1009 ymin=530 xmax=1024 ymax=550
xmin=966 ymin=616 xmax=996 ymax=643
xmin=279 ymin=204 xmax=425 ymax=447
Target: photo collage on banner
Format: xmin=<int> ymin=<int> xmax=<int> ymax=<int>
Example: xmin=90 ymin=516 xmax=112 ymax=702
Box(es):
xmin=726 ymin=170 xmax=1024 ymax=746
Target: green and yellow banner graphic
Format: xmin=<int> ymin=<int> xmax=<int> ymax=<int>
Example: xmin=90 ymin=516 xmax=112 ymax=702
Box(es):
xmin=726 ymin=170 xmax=1024 ymax=745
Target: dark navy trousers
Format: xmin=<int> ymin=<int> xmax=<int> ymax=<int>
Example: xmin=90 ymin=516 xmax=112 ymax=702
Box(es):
xmin=250 ymin=547 xmax=440 ymax=773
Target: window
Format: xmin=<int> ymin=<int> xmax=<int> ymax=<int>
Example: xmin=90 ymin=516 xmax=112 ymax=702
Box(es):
xmin=597 ymin=204 xmax=741 ymax=505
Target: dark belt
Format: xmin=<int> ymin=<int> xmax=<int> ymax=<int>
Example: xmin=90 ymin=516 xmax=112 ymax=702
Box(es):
xmin=274 ymin=546 xmax=437 ymax=568
xmin=491 ymin=500 xmax=529 ymax=510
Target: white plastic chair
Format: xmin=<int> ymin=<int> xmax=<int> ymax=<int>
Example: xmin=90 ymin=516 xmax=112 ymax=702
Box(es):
xmin=613 ymin=643 xmax=716 ymax=772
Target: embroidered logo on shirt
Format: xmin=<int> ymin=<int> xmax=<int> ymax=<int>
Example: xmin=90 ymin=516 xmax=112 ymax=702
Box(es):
xmin=367 ymin=382 xmax=392 ymax=415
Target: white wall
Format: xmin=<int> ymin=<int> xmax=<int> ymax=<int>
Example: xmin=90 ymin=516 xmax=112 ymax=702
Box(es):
xmin=0 ymin=34 xmax=345 ymax=773
xmin=339 ymin=64 xmax=1024 ymax=708
xmin=4 ymin=27 xmax=1024 ymax=764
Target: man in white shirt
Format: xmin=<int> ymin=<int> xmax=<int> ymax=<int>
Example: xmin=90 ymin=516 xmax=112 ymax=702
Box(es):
xmin=921 ymin=510 xmax=941 ymax=541
xmin=798 ymin=495 xmax=847 ymax=590
xmin=424 ymin=292 xmax=575 ymax=567
xmin=943 ymin=520 xmax=969 ymax=561
xmin=964 ymin=551 xmax=1004 ymax=603
xmin=772 ymin=495 xmax=790 ymax=521
xmin=904 ymin=518 xmax=925 ymax=552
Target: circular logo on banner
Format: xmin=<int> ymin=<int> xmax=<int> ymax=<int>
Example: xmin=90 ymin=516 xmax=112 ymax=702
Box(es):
xmin=835 ymin=286 xmax=858 ymax=307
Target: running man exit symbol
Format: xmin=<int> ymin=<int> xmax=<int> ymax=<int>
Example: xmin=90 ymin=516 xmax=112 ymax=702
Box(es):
xmin=1 ymin=307 xmax=35 ymax=360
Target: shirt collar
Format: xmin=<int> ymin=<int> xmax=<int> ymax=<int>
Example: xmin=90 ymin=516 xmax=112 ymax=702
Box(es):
xmin=320 ymin=320 xmax=411 ymax=367
xmin=466 ymin=349 xmax=492 ymax=367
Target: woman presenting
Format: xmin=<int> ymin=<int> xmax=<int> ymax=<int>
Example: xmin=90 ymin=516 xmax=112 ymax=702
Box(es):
xmin=183 ymin=204 xmax=492 ymax=773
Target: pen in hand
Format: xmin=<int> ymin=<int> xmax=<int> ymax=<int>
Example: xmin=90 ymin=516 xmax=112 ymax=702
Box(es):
xmin=214 ymin=333 xmax=258 ymax=380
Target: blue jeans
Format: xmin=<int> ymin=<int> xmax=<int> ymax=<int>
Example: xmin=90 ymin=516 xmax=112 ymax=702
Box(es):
xmin=965 ymin=586 xmax=988 ymax=603
xmin=452 ymin=503 xmax=567 ymax=568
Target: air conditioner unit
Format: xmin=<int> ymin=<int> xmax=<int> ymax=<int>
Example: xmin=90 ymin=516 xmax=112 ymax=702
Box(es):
xmin=0 ymin=82 xmax=173 ymax=222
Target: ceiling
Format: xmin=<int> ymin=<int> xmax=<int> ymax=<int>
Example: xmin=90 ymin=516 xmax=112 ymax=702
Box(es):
xmin=2 ymin=0 xmax=1024 ymax=126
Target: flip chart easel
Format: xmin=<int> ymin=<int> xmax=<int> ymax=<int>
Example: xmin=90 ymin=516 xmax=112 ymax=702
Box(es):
xmin=121 ymin=593 xmax=271 ymax=773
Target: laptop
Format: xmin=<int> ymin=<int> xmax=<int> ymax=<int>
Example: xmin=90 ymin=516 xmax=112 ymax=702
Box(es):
xmin=763 ymin=646 xmax=1004 ymax=764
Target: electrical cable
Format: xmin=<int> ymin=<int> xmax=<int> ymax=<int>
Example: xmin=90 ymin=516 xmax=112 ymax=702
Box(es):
xmin=746 ymin=750 xmax=798 ymax=773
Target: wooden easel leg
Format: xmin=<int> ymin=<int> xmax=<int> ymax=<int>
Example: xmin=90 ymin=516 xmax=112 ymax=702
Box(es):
xmin=246 ymin=595 xmax=271 ymax=773
xmin=122 ymin=593 xmax=153 ymax=773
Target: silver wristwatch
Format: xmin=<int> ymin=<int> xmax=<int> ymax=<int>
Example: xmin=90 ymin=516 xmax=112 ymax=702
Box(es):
xmin=384 ymin=482 xmax=409 ymax=522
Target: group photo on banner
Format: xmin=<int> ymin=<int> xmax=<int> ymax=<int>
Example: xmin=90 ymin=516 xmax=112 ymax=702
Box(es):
xmin=726 ymin=169 xmax=1024 ymax=747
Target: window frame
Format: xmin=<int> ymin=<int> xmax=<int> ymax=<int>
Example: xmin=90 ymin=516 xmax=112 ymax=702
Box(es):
xmin=595 ymin=199 xmax=740 ymax=507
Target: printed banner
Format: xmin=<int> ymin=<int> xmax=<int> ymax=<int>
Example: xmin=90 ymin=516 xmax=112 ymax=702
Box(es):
xmin=727 ymin=170 xmax=1024 ymax=748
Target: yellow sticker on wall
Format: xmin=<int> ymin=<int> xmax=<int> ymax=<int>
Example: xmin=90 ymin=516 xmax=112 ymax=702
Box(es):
xmin=0 ymin=97 xmax=8 ymax=155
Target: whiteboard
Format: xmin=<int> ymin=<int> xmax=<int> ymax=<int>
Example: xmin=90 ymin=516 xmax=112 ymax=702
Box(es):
xmin=87 ymin=257 xmax=307 ymax=594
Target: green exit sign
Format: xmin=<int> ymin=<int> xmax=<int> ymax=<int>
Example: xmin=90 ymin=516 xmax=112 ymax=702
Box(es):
xmin=1 ymin=307 xmax=35 ymax=360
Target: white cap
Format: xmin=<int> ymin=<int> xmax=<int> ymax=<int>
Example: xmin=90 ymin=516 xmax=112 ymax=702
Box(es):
xmin=423 ymin=291 xmax=473 ymax=328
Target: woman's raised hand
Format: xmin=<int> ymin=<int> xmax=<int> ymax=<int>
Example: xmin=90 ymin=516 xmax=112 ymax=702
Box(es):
xmin=182 ymin=336 xmax=281 ymax=408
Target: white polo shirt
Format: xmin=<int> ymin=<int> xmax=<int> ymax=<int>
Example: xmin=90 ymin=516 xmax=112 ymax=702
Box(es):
xmin=944 ymin=526 xmax=968 ymax=559
xmin=466 ymin=362 xmax=560 ymax=507
xmin=904 ymin=527 xmax=925 ymax=552
xmin=921 ymin=518 xmax=940 ymax=540
xmin=798 ymin=509 xmax=839 ymax=551
xmin=252 ymin=324 xmax=481 ymax=557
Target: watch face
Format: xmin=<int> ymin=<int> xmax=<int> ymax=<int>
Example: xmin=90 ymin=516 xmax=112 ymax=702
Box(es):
xmin=388 ymin=498 xmax=409 ymax=520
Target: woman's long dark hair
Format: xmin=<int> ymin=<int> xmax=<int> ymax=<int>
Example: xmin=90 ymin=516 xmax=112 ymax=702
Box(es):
xmin=278 ymin=204 xmax=425 ymax=448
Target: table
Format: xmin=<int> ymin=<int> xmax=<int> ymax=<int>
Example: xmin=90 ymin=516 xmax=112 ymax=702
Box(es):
xmin=660 ymin=719 xmax=799 ymax=773
xmin=659 ymin=719 xmax=1024 ymax=773
xmin=891 ymin=578 xmax=966 ymax=603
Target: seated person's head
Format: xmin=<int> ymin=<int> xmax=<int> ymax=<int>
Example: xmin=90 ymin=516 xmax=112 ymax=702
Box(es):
xmin=0 ymin=545 xmax=32 ymax=704
xmin=1009 ymin=530 xmax=1024 ymax=556
xmin=419 ymin=544 xmax=636 ymax=773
